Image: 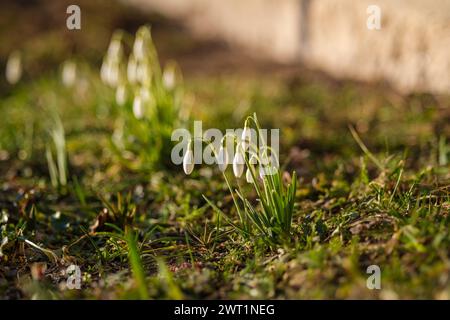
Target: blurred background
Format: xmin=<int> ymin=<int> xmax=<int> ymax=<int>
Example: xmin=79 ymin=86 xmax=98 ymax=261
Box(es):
xmin=1 ymin=0 xmax=450 ymax=94
xmin=1 ymin=0 xmax=449 ymax=181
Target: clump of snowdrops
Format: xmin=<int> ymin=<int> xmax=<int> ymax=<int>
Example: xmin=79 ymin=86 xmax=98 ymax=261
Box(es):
xmin=182 ymin=113 xmax=297 ymax=246
xmin=101 ymin=25 xmax=186 ymax=171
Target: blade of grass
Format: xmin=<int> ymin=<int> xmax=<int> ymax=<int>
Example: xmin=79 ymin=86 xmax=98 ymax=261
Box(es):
xmin=125 ymin=227 xmax=149 ymax=299
xmin=349 ymin=125 xmax=383 ymax=171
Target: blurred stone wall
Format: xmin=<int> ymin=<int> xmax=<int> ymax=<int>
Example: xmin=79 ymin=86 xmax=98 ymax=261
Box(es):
xmin=126 ymin=0 xmax=450 ymax=94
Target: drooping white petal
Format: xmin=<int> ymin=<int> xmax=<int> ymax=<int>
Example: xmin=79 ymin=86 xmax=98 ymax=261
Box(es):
xmin=107 ymin=39 xmax=122 ymax=57
xmin=217 ymin=146 xmax=228 ymax=172
xmin=133 ymin=95 xmax=144 ymax=119
xmin=245 ymin=168 xmax=254 ymax=183
xmin=183 ymin=149 xmax=194 ymax=175
xmin=108 ymin=62 xmax=119 ymax=87
xmin=162 ymin=66 xmax=175 ymax=90
xmin=6 ymin=51 xmax=22 ymax=85
xmin=241 ymin=127 xmax=251 ymax=150
xmin=127 ymin=55 xmax=137 ymax=84
xmin=62 ymin=61 xmax=76 ymax=87
xmin=136 ymin=61 xmax=151 ymax=84
xmin=232 ymin=149 xmax=245 ymax=178
xmin=133 ymin=37 xmax=145 ymax=61
xmin=100 ymin=60 xmax=109 ymax=84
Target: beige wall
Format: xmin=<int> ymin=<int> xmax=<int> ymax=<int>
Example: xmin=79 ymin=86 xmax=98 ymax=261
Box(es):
xmin=127 ymin=0 xmax=450 ymax=94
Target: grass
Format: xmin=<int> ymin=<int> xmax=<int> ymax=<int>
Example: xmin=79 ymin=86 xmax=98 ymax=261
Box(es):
xmin=0 ymin=19 xmax=449 ymax=300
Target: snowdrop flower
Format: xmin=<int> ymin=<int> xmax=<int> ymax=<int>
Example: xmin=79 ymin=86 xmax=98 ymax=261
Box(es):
xmin=108 ymin=62 xmax=120 ymax=87
xmin=127 ymin=55 xmax=137 ymax=84
xmin=133 ymin=94 xmax=144 ymax=119
xmin=107 ymin=38 xmax=122 ymax=58
xmin=100 ymin=60 xmax=109 ymax=84
xmin=241 ymin=124 xmax=251 ymax=150
xmin=183 ymin=143 xmax=194 ymax=175
xmin=162 ymin=65 xmax=176 ymax=90
xmin=232 ymin=144 xmax=245 ymax=178
xmin=245 ymin=168 xmax=253 ymax=183
xmin=136 ymin=61 xmax=151 ymax=85
xmin=61 ymin=60 xmax=76 ymax=87
xmin=100 ymin=60 xmax=119 ymax=87
xmin=217 ymin=145 xmax=228 ymax=172
xmin=115 ymin=85 xmax=127 ymax=106
xmin=133 ymin=37 xmax=146 ymax=61
xmin=6 ymin=51 xmax=22 ymax=85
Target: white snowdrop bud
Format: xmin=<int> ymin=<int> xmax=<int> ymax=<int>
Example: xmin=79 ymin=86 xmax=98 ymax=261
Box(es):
xmin=217 ymin=145 xmax=228 ymax=172
xmin=100 ymin=60 xmax=109 ymax=84
xmin=183 ymin=149 xmax=194 ymax=175
xmin=245 ymin=168 xmax=254 ymax=183
xmin=232 ymin=146 xmax=245 ymax=178
xmin=136 ymin=61 xmax=151 ymax=85
xmin=61 ymin=61 xmax=76 ymax=87
xmin=241 ymin=126 xmax=251 ymax=150
xmin=107 ymin=39 xmax=122 ymax=58
xmin=133 ymin=94 xmax=144 ymax=119
xmin=133 ymin=37 xmax=146 ymax=61
xmin=6 ymin=51 xmax=22 ymax=85
xmin=101 ymin=60 xmax=119 ymax=87
xmin=107 ymin=62 xmax=119 ymax=87
xmin=162 ymin=65 xmax=176 ymax=90
xmin=115 ymin=85 xmax=127 ymax=106
xmin=127 ymin=55 xmax=137 ymax=84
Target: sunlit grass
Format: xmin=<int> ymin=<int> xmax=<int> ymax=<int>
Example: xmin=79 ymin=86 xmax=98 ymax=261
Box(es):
xmin=0 ymin=20 xmax=448 ymax=300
